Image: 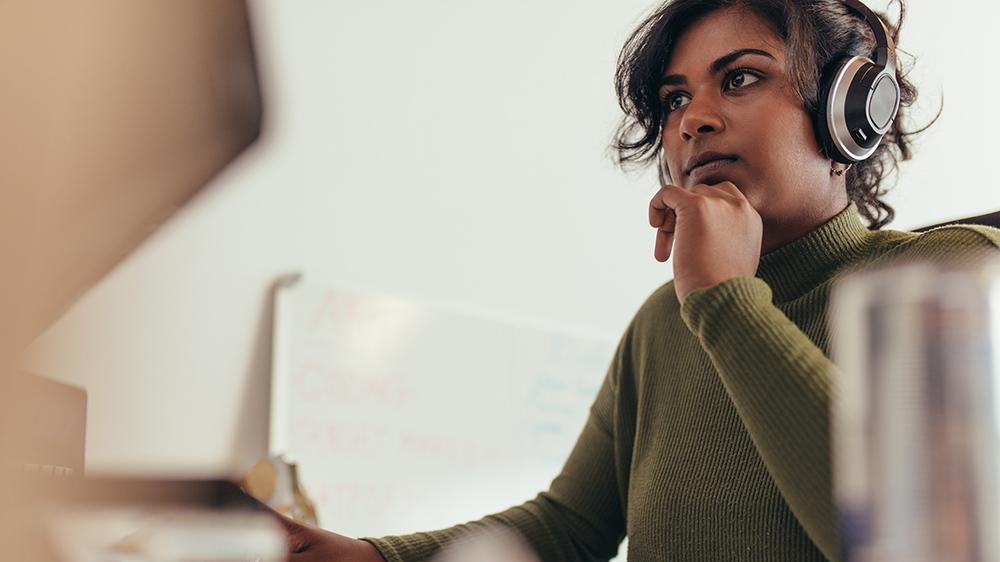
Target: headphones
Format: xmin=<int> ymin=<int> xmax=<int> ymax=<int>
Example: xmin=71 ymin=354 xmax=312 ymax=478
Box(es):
xmin=814 ymin=0 xmax=902 ymax=164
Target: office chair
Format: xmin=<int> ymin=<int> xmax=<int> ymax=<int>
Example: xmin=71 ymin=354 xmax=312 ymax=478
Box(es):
xmin=914 ymin=210 xmax=1000 ymax=232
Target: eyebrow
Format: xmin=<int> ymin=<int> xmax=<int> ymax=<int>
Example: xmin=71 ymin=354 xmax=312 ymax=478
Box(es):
xmin=661 ymin=48 xmax=776 ymax=86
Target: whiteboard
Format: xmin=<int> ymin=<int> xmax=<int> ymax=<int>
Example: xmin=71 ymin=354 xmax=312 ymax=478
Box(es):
xmin=268 ymin=276 xmax=620 ymax=541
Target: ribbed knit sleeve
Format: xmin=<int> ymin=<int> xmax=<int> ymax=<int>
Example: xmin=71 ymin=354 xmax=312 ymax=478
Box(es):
xmin=356 ymin=213 xmax=1000 ymax=562
xmin=360 ymin=328 xmax=631 ymax=562
xmin=677 ymin=224 xmax=1000 ymax=562
xmin=679 ymin=276 xmax=840 ymax=560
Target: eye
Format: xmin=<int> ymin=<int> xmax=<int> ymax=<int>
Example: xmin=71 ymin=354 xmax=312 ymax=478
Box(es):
xmin=663 ymin=92 xmax=691 ymax=113
xmin=724 ymin=68 xmax=761 ymax=91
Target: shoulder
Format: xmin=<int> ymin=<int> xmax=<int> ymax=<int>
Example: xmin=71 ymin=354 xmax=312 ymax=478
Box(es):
xmin=884 ymin=223 xmax=1000 ymax=259
xmin=608 ymin=280 xmax=680 ymax=347
xmin=852 ymin=223 xmax=1000 ymax=275
xmin=919 ymin=223 xmax=1000 ymax=246
xmin=608 ymin=280 xmax=687 ymax=390
xmin=632 ymin=280 xmax=680 ymax=329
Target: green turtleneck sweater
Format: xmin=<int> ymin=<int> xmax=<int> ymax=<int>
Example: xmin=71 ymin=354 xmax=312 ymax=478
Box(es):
xmin=362 ymin=202 xmax=1000 ymax=562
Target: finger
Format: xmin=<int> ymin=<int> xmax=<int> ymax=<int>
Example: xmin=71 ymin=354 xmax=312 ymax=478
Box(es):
xmin=649 ymin=197 xmax=665 ymax=228
xmin=287 ymin=531 xmax=311 ymax=554
xmin=657 ymin=184 xmax=696 ymax=211
xmin=709 ymin=180 xmax=740 ymax=195
xmin=659 ymin=207 xmax=676 ymax=232
xmin=274 ymin=513 xmax=304 ymax=535
xmin=649 ymin=201 xmax=676 ymax=230
xmin=702 ymin=181 xmax=745 ymax=203
xmin=276 ymin=517 xmax=313 ymax=553
xmin=688 ymin=182 xmax=727 ymax=197
xmin=654 ymin=228 xmax=673 ymax=262
xmin=649 ymin=185 xmax=667 ymax=211
xmin=649 ymin=185 xmax=671 ymax=221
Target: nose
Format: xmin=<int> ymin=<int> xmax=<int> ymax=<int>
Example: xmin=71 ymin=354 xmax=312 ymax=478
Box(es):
xmin=678 ymin=92 xmax=725 ymax=142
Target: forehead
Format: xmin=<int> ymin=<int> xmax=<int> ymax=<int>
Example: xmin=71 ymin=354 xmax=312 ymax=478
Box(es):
xmin=664 ymin=7 xmax=785 ymax=75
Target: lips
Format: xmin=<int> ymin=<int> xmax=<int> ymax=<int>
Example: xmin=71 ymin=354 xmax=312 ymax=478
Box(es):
xmin=689 ymin=157 xmax=737 ymax=178
xmin=684 ymin=151 xmax=739 ymax=176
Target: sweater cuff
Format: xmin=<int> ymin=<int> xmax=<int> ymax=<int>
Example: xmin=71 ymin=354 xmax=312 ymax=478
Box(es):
xmin=679 ymin=276 xmax=773 ymax=342
xmin=359 ymin=536 xmax=408 ymax=562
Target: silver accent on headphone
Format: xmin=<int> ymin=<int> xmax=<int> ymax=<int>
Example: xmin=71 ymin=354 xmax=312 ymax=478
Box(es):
xmin=821 ymin=0 xmax=902 ymax=164
xmin=827 ymin=56 xmax=877 ymax=162
xmin=869 ymin=74 xmax=900 ymax=130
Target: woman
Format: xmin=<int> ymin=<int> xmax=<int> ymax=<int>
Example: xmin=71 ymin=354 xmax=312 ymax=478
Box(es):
xmin=280 ymin=1 xmax=1000 ymax=560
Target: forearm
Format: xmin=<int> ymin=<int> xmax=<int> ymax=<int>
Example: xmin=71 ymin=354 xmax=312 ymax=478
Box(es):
xmin=363 ymin=491 xmax=619 ymax=562
xmin=680 ymin=276 xmax=838 ymax=561
xmin=363 ymin=357 xmax=628 ymax=562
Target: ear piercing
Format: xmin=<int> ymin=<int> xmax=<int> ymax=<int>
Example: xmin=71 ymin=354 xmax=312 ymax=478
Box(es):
xmin=831 ymin=163 xmax=853 ymax=176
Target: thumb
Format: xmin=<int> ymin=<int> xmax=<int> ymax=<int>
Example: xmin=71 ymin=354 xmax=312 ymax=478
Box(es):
xmin=278 ymin=514 xmax=315 ymax=553
xmin=256 ymin=503 xmax=312 ymax=552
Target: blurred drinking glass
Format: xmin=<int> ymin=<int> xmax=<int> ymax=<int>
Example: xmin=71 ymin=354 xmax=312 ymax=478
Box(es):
xmin=831 ymin=255 xmax=1000 ymax=562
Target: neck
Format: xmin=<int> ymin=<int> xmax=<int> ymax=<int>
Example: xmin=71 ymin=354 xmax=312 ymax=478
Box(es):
xmin=760 ymin=192 xmax=850 ymax=256
xmin=756 ymin=199 xmax=872 ymax=303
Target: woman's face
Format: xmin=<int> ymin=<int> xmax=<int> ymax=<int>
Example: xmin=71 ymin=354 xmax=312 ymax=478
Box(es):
xmin=659 ymin=7 xmax=846 ymax=226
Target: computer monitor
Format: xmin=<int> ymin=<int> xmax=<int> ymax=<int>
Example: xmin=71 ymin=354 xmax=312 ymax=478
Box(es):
xmin=1 ymin=374 xmax=87 ymax=477
xmin=0 ymin=0 xmax=264 ymax=357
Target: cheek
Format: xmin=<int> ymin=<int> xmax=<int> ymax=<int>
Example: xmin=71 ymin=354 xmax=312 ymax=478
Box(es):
xmin=760 ymin=110 xmax=828 ymax=175
xmin=734 ymin=114 xmax=820 ymax=208
xmin=659 ymin=138 xmax=681 ymax=180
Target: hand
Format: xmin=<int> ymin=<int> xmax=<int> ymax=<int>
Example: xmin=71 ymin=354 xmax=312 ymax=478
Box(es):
xmin=275 ymin=511 xmax=386 ymax=562
xmin=648 ymin=181 xmax=763 ymax=304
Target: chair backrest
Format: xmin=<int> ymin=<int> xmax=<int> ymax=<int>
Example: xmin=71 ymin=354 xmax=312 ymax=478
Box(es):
xmin=913 ymin=210 xmax=1000 ymax=232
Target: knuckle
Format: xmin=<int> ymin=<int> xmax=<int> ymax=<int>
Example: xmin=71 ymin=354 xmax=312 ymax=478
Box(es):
xmin=690 ymin=196 xmax=710 ymax=211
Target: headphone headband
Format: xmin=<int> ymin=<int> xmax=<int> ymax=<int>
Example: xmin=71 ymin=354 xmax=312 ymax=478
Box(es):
xmin=813 ymin=0 xmax=902 ymax=164
xmin=839 ymin=0 xmax=896 ymax=73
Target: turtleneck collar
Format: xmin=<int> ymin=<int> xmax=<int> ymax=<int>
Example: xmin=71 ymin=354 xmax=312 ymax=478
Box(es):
xmin=756 ymin=201 xmax=873 ymax=303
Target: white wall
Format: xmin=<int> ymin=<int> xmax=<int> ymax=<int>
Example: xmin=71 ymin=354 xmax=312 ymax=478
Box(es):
xmin=20 ymin=0 xmax=998 ymax=482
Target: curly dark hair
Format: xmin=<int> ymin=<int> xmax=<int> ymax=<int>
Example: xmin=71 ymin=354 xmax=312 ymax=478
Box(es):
xmin=611 ymin=0 xmax=940 ymax=230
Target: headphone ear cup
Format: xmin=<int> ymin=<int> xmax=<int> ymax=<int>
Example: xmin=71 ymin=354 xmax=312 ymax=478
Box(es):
xmin=816 ymin=54 xmax=899 ymax=164
xmin=813 ymin=56 xmax=850 ymax=163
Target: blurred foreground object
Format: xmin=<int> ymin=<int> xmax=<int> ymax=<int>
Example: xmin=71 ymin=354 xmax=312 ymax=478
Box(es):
xmin=429 ymin=524 xmax=540 ymax=562
xmin=0 ymin=0 xmax=263 ymax=358
xmin=831 ymin=255 xmax=1000 ymax=562
xmin=238 ymin=276 xmax=319 ymax=526
xmin=240 ymin=454 xmax=319 ymax=526
xmin=0 ymin=1 xmax=263 ymax=559
xmin=1 ymin=374 xmax=87 ymax=477
xmin=25 ymin=478 xmax=285 ymax=562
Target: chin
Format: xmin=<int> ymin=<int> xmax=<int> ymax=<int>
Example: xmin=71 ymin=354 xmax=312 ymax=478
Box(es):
xmin=695 ymin=175 xmax=762 ymax=210
xmin=687 ymin=173 xmax=740 ymax=189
